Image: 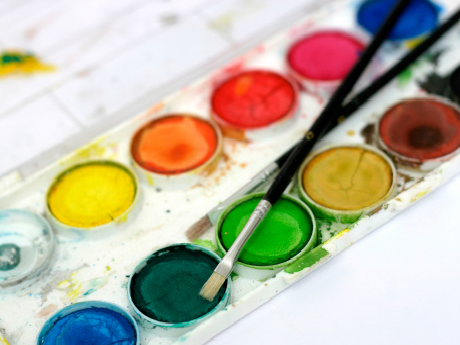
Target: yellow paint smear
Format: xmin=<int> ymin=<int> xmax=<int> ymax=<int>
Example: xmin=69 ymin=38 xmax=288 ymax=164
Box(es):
xmin=48 ymin=162 xmax=136 ymax=228
xmin=324 ymin=228 xmax=350 ymax=245
xmin=411 ymin=189 xmax=430 ymax=202
xmin=303 ymin=147 xmax=393 ymax=210
xmin=0 ymin=335 xmax=10 ymax=345
xmin=0 ymin=51 xmax=55 ymax=76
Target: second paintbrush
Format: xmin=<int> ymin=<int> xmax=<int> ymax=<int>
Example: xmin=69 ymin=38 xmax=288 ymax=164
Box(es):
xmin=199 ymin=0 xmax=413 ymax=302
xmin=187 ymin=4 xmax=460 ymax=243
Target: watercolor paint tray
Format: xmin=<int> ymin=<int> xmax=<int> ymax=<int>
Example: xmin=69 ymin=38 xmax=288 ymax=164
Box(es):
xmin=1 ymin=0 xmax=460 ymax=344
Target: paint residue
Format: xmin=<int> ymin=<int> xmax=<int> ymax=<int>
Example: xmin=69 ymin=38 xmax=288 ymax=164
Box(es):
xmin=0 ymin=51 xmax=55 ymax=76
xmin=131 ymin=115 xmax=219 ymax=174
xmin=0 ymin=334 xmax=10 ymax=345
xmin=284 ymin=246 xmax=329 ymax=274
xmin=193 ymin=239 xmax=218 ymax=253
xmin=0 ymin=243 xmax=20 ymax=271
xmin=39 ymin=307 xmax=136 ymax=345
xmin=220 ymin=196 xmax=313 ymax=266
xmin=57 ymin=271 xmax=109 ymax=301
xmin=48 ymin=162 xmax=137 ymax=228
xmin=130 ymin=245 xmax=227 ymax=323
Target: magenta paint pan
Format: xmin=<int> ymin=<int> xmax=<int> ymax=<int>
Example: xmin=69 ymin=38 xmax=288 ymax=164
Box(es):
xmin=286 ymin=29 xmax=370 ymax=98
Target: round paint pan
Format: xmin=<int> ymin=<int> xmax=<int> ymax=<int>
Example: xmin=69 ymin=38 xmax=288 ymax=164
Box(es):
xmin=210 ymin=69 xmax=299 ymax=141
xmin=36 ymin=301 xmax=140 ymax=345
xmin=0 ymin=209 xmax=55 ymax=292
xmin=286 ymin=29 xmax=369 ymax=99
xmin=130 ymin=114 xmax=223 ymax=189
xmin=128 ymin=243 xmax=230 ymax=337
xmin=298 ymin=144 xmax=397 ymax=224
xmin=45 ymin=160 xmax=140 ymax=239
xmin=357 ymin=0 xmax=439 ymax=42
xmin=376 ymin=97 xmax=460 ymax=173
xmin=216 ymin=193 xmax=317 ymax=280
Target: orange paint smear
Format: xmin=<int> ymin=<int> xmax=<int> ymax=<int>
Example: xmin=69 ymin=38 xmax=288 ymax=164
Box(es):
xmin=131 ymin=115 xmax=218 ymax=174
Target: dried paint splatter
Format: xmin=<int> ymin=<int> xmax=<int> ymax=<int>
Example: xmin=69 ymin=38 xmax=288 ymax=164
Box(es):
xmin=0 ymin=51 xmax=55 ymax=77
xmin=57 ymin=270 xmax=109 ymax=302
xmin=0 ymin=334 xmax=10 ymax=345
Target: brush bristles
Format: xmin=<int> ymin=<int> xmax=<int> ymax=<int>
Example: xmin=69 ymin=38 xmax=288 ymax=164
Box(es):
xmin=199 ymin=272 xmax=226 ymax=302
xmin=186 ymin=215 xmax=212 ymax=241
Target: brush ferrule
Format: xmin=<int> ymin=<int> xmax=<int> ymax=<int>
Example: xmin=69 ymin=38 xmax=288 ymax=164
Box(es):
xmin=215 ymin=199 xmax=272 ymax=278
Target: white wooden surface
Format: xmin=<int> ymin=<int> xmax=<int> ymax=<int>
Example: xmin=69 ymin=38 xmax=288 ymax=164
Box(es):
xmin=0 ymin=0 xmax=324 ymax=178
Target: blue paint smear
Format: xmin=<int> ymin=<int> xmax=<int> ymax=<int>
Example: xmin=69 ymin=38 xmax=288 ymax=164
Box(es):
xmin=357 ymin=0 xmax=439 ymax=40
xmin=39 ymin=307 xmax=136 ymax=345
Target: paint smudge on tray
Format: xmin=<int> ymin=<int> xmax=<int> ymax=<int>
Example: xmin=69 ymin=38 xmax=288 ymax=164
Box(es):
xmin=0 ymin=334 xmax=10 ymax=345
xmin=0 ymin=51 xmax=55 ymax=77
xmin=57 ymin=270 xmax=109 ymax=302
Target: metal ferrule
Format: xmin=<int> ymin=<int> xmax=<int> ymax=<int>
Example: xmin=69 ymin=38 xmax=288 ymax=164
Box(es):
xmin=215 ymin=199 xmax=272 ymax=278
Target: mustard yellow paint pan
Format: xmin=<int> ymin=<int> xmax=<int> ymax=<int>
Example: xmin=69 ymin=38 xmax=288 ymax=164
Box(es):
xmin=45 ymin=161 xmax=140 ymax=238
xmin=297 ymin=144 xmax=396 ymax=224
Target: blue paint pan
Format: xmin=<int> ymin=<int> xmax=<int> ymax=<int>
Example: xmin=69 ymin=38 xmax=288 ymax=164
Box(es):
xmin=357 ymin=0 xmax=440 ymax=41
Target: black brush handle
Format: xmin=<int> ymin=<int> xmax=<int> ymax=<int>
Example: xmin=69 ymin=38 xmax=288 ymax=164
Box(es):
xmin=274 ymin=6 xmax=460 ymax=173
xmin=339 ymin=6 xmax=460 ymax=121
xmin=263 ymin=0 xmax=412 ymax=204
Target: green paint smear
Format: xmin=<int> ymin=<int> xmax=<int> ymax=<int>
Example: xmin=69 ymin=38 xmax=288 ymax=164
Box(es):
xmin=192 ymin=239 xmax=217 ymax=253
xmin=130 ymin=245 xmax=226 ymax=323
xmin=284 ymin=246 xmax=329 ymax=274
xmin=220 ymin=197 xmax=313 ymax=266
xmin=0 ymin=243 xmax=21 ymax=271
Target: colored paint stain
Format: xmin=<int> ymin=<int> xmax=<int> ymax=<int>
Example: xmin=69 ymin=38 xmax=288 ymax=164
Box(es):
xmin=48 ymin=162 xmax=137 ymax=228
xmin=39 ymin=307 xmax=136 ymax=345
xmin=302 ymin=147 xmax=393 ymax=211
xmin=220 ymin=196 xmax=313 ymax=266
xmin=287 ymin=31 xmax=365 ymax=81
xmin=284 ymin=246 xmax=329 ymax=274
xmin=0 ymin=51 xmax=54 ymax=76
xmin=130 ymin=245 xmax=227 ymax=323
xmin=357 ymin=0 xmax=438 ymax=40
xmin=211 ymin=70 xmax=297 ymax=129
xmin=379 ymin=99 xmax=460 ymax=161
xmin=131 ymin=115 xmax=218 ymax=174
xmin=0 ymin=244 xmax=20 ymax=271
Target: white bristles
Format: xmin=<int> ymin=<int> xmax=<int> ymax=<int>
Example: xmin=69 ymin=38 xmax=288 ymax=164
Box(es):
xmin=199 ymin=272 xmax=226 ymax=302
xmin=186 ymin=215 xmax=212 ymax=241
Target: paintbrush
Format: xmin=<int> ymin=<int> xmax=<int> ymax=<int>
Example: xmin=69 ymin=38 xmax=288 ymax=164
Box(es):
xmin=199 ymin=0 xmax=413 ymax=301
xmin=187 ymin=4 xmax=460 ymax=243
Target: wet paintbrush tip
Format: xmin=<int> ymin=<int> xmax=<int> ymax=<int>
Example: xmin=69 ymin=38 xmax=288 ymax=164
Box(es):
xmin=199 ymin=272 xmax=226 ymax=302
